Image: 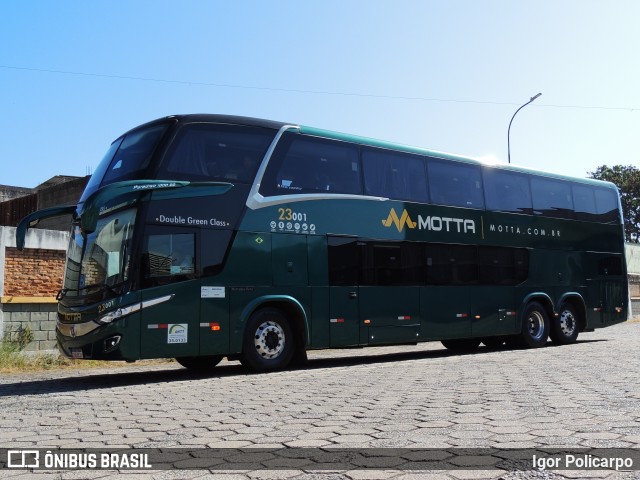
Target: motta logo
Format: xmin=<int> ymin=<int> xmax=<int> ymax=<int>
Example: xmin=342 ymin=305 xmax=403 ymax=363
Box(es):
xmin=382 ymin=208 xmax=416 ymax=232
xmin=382 ymin=208 xmax=477 ymax=234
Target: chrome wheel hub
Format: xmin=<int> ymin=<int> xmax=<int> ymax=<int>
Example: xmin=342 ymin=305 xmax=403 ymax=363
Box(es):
xmin=253 ymin=321 xmax=285 ymax=359
xmin=527 ymin=311 xmax=546 ymax=341
xmin=559 ymin=309 xmax=576 ymax=337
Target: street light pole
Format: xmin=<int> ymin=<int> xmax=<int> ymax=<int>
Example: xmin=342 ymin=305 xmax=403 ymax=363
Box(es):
xmin=508 ymin=93 xmax=542 ymax=164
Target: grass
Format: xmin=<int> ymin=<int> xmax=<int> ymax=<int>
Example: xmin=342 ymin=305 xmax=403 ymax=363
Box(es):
xmin=0 ymin=340 xmax=174 ymax=374
xmin=0 ymin=341 xmax=106 ymax=373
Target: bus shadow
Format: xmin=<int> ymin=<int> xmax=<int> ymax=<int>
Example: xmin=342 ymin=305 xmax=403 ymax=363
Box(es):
xmin=0 ymin=338 xmax=608 ymax=398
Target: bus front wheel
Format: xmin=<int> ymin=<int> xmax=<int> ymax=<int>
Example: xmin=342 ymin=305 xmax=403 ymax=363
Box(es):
xmin=549 ymin=303 xmax=579 ymax=345
xmin=241 ymin=308 xmax=294 ymax=371
xmin=518 ymin=302 xmax=549 ymax=348
xmin=175 ymin=355 xmax=222 ymax=372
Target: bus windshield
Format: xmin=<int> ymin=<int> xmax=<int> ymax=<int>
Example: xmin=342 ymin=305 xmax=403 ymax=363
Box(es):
xmin=64 ymin=208 xmax=137 ymax=296
xmin=81 ymin=123 xmax=170 ymax=203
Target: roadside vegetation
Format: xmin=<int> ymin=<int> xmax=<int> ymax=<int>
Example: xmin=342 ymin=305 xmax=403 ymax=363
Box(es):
xmin=0 ymin=325 xmax=172 ymax=374
xmin=0 ymin=340 xmax=76 ymax=372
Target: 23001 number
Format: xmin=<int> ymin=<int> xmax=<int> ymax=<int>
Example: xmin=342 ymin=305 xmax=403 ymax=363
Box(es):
xmin=278 ymin=208 xmax=307 ymax=222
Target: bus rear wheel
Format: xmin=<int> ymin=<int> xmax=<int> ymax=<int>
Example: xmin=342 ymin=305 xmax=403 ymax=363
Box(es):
xmin=241 ymin=308 xmax=294 ymax=372
xmin=550 ymin=303 xmax=579 ymax=345
xmin=441 ymin=338 xmax=481 ymax=352
xmin=518 ymin=302 xmax=549 ymax=348
xmin=175 ymin=355 xmax=222 ymax=372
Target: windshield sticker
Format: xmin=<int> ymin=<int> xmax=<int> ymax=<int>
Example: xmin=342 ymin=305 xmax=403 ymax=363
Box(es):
xmin=167 ymin=324 xmax=188 ymax=344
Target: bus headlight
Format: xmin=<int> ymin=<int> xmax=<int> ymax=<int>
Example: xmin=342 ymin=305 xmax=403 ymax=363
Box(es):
xmin=96 ymin=303 xmax=141 ymax=325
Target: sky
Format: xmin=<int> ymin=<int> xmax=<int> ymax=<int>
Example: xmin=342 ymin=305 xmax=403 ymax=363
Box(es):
xmin=1 ymin=0 xmax=639 ymax=188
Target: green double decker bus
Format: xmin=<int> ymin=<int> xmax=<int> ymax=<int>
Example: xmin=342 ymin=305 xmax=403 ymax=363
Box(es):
xmin=18 ymin=114 xmax=628 ymax=371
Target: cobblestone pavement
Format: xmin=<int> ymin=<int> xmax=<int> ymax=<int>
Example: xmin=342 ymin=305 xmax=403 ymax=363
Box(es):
xmin=1 ymin=322 xmax=639 ymax=479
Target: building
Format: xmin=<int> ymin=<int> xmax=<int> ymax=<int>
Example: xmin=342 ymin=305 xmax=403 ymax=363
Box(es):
xmin=0 ymin=176 xmax=88 ymax=351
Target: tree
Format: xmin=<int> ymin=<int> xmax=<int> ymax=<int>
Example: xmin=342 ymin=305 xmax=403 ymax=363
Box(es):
xmin=589 ymin=165 xmax=640 ymax=242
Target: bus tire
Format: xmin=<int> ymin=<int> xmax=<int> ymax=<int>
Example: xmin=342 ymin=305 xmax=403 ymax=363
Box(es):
xmin=518 ymin=301 xmax=549 ymax=348
xmin=550 ymin=302 xmax=579 ymax=345
xmin=441 ymin=338 xmax=481 ymax=352
xmin=241 ymin=308 xmax=294 ymax=371
xmin=175 ymin=355 xmax=222 ymax=372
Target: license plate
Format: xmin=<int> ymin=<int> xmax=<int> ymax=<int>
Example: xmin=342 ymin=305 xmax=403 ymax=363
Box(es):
xmin=71 ymin=348 xmax=84 ymax=359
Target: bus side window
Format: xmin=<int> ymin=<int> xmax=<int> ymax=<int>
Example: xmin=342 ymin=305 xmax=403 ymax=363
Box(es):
xmin=260 ymin=133 xmax=361 ymax=196
xmin=531 ymin=176 xmax=574 ymax=219
xmin=483 ymin=169 xmax=533 ymax=214
xmin=594 ymin=188 xmax=620 ymax=223
xmin=328 ymin=236 xmax=359 ymax=285
xmin=572 ymin=184 xmax=598 ymax=221
xmin=478 ymin=246 xmax=529 ymax=285
xmin=427 ymin=159 xmax=484 ymax=209
xmin=143 ymin=233 xmax=196 ymax=286
xmin=362 ymin=148 xmax=428 ymax=202
xmin=425 ymin=244 xmax=477 ymax=285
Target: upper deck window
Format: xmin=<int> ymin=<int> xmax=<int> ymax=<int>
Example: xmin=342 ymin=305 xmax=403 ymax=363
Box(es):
xmin=260 ymin=133 xmax=361 ymax=196
xmin=596 ymin=189 xmax=620 ymax=223
xmin=82 ymin=123 xmax=170 ymax=202
xmin=362 ymin=148 xmax=428 ymax=202
xmin=531 ymin=176 xmax=574 ymax=219
xmin=427 ymin=159 xmax=485 ymax=209
xmin=483 ymin=169 xmax=533 ymax=214
xmin=158 ymin=123 xmax=275 ymax=183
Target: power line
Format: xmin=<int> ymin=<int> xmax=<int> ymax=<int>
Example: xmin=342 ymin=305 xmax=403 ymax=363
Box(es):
xmin=1 ymin=64 xmax=638 ymax=112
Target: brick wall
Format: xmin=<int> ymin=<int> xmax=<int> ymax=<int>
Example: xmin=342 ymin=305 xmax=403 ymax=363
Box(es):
xmin=1 ymin=226 xmax=68 ymax=351
xmin=3 ymin=247 xmax=65 ymax=297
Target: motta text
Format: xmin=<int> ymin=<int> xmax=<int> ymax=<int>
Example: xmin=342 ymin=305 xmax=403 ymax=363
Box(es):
xmin=418 ymin=215 xmax=476 ymax=234
xmin=490 ymin=224 xmax=561 ymax=237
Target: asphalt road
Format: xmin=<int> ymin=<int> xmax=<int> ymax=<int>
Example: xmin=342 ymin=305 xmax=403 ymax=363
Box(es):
xmin=1 ymin=322 xmax=639 ymax=479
